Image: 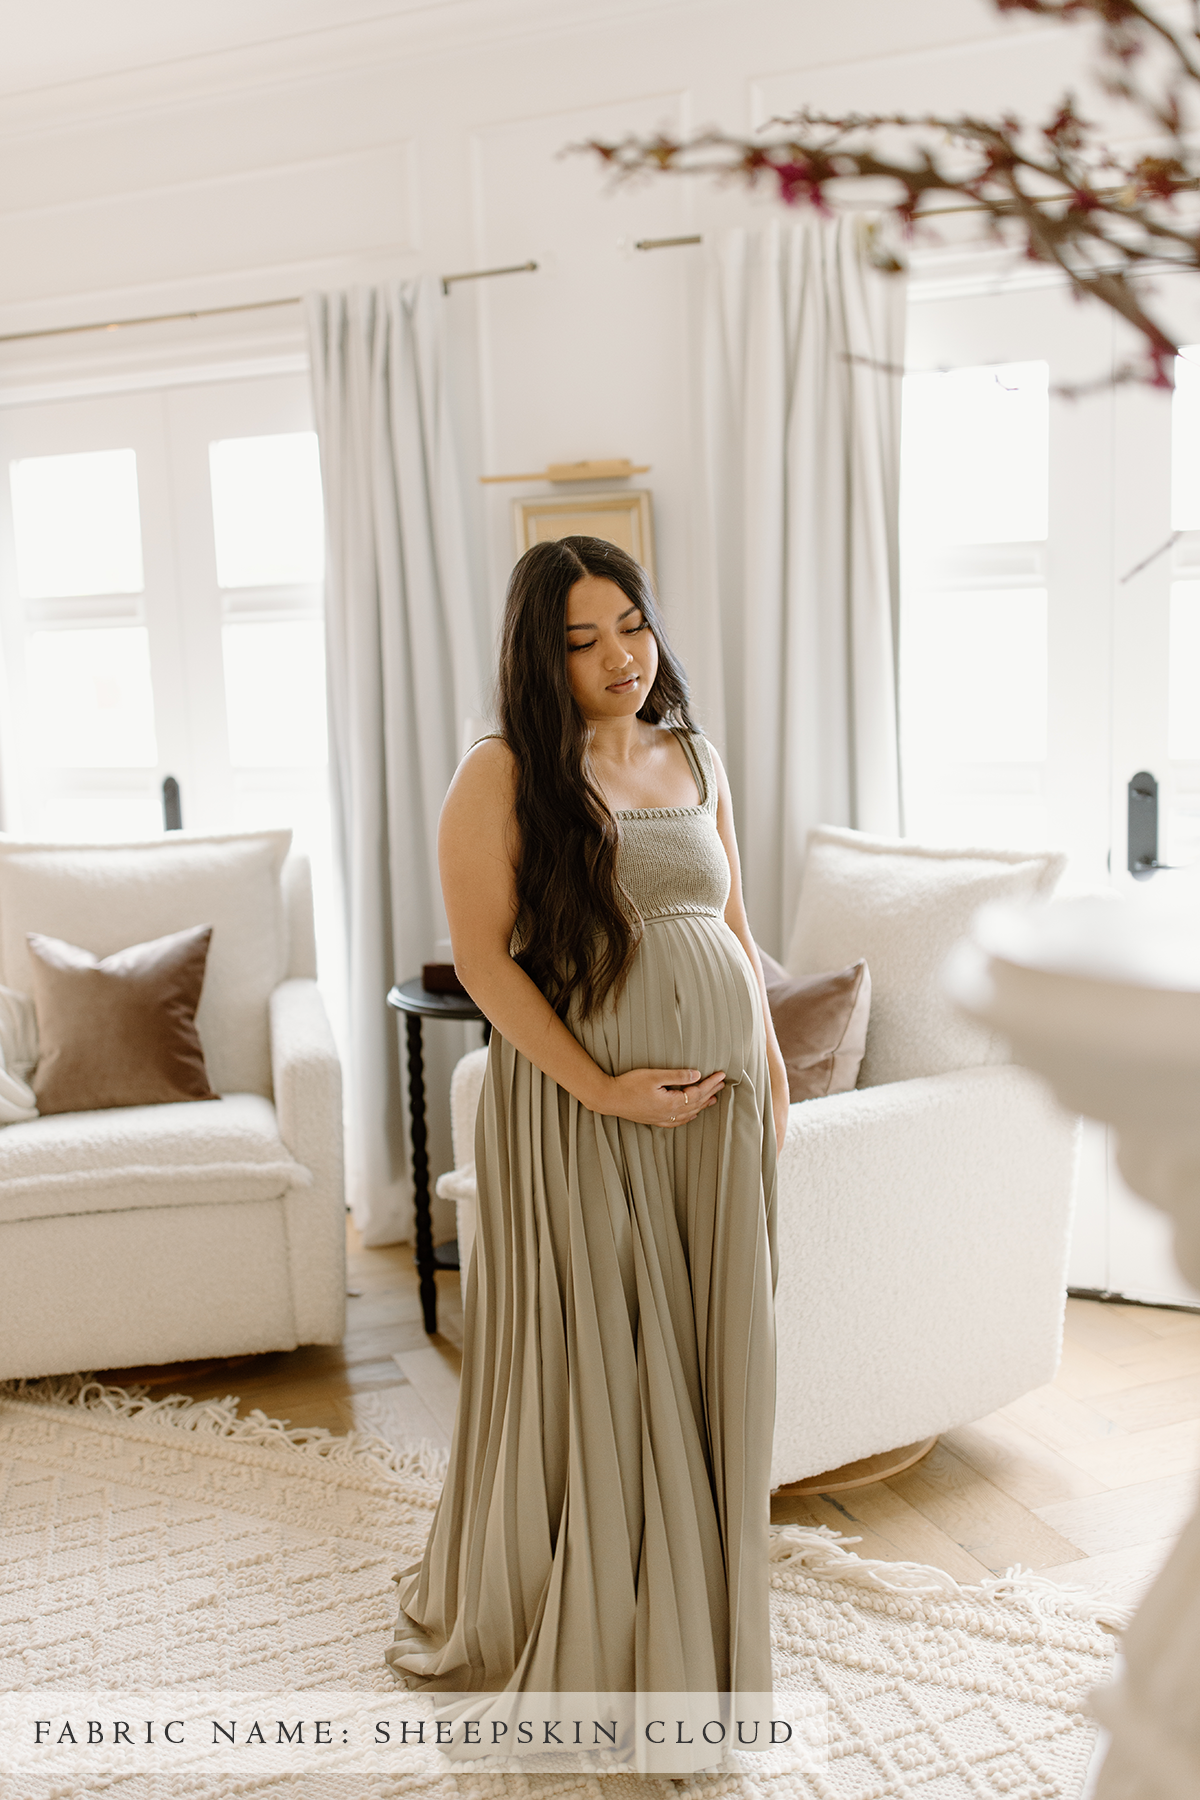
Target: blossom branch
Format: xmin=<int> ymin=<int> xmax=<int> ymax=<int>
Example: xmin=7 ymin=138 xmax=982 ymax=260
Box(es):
xmin=575 ymin=0 xmax=1200 ymax=383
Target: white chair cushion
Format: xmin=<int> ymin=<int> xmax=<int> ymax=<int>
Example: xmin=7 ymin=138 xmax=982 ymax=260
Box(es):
xmin=436 ymin=1045 xmax=489 ymax=1296
xmin=785 ymin=826 xmax=1066 ymax=1087
xmin=0 ymin=1092 xmax=306 ymax=1224
xmin=0 ymin=831 xmax=291 ymax=1097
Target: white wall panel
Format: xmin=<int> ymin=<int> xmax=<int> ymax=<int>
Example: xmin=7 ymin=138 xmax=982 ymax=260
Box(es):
xmin=0 ymin=0 xmax=1107 ymax=691
xmin=0 ymin=0 xmax=1074 ymax=329
xmin=0 ymin=84 xmax=411 ymax=216
xmin=472 ymin=93 xmax=690 ymax=454
xmin=471 ymin=94 xmax=696 ymax=629
xmin=753 ymin=27 xmax=1105 ymax=127
xmin=0 ymin=143 xmax=417 ymax=303
xmin=0 ymin=0 xmax=437 ymax=97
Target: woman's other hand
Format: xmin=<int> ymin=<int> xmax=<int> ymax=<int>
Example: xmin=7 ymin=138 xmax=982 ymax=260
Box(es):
xmin=601 ymin=1068 xmax=725 ymax=1128
xmin=771 ymin=1074 xmax=789 ymax=1157
xmin=706 ymin=740 xmax=790 ymax=1159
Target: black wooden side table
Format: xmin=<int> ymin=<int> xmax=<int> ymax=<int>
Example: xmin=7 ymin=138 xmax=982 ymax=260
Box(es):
xmin=387 ymin=977 xmax=486 ymax=1335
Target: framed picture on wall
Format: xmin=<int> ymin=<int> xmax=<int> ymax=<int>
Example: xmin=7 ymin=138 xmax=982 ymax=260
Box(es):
xmin=512 ymin=489 xmax=656 ymax=584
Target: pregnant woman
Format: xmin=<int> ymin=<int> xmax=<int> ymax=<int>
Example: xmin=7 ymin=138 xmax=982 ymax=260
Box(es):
xmin=386 ymin=534 xmax=787 ymax=1709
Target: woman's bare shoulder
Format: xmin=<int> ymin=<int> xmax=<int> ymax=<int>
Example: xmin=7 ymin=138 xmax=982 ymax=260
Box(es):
xmin=699 ymin=736 xmax=735 ymax=816
xmin=700 ymin=734 xmax=728 ymax=778
xmin=442 ymin=736 xmax=517 ymax=824
xmin=459 ymin=734 xmax=516 ymax=782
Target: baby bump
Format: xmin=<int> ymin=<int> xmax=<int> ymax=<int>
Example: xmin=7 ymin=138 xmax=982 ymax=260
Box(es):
xmin=574 ymin=913 xmax=762 ymax=1080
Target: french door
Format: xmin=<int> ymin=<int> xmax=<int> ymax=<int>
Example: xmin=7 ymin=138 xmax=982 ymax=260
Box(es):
xmin=903 ymin=277 xmax=1199 ymax=1306
xmin=0 ymin=373 xmax=338 ymax=1020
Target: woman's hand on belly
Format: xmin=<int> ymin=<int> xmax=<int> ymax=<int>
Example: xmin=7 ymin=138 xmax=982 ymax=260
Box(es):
xmin=596 ymin=1067 xmax=725 ymax=1129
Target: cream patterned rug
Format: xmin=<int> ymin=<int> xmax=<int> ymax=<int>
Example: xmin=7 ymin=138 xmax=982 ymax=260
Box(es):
xmin=0 ymin=1380 xmax=1123 ymax=1798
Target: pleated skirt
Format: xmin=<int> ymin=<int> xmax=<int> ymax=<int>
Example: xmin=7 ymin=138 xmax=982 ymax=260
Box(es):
xmin=386 ymin=910 xmax=778 ymax=1696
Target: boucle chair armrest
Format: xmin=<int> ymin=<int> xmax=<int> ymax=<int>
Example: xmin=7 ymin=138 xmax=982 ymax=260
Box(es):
xmin=439 ymin=1046 xmax=490 ymax=1296
xmin=448 ymin=1047 xmax=490 ymax=1171
xmin=771 ymin=1064 xmax=1080 ymax=1488
xmin=775 ymin=1061 xmax=1064 ymax=1168
xmin=269 ymin=978 xmax=346 ymax=1343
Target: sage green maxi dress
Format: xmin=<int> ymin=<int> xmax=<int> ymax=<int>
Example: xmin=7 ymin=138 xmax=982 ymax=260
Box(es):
xmin=386 ymin=730 xmax=778 ymax=1699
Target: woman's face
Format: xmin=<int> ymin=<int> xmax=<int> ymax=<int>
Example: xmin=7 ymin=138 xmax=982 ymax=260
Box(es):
xmin=564 ymin=574 xmax=659 ymax=721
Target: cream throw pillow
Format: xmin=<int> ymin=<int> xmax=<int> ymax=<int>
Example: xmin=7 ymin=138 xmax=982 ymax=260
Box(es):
xmin=0 ymin=983 xmax=38 ymax=1124
xmin=785 ymin=826 xmax=1066 ymax=1088
xmin=0 ymin=831 xmax=290 ymax=1098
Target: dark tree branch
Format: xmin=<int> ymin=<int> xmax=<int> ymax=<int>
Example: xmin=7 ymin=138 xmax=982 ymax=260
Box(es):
xmin=574 ymin=0 xmax=1200 ymax=384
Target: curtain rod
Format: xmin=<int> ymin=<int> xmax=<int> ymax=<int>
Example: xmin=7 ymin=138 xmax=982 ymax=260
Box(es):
xmin=0 ymin=261 xmax=541 ymax=347
xmin=6 ymin=201 xmax=1117 ymax=342
xmin=0 ymin=295 xmax=303 ymax=347
xmin=635 ymin=235 xmax=703 ymax=250
xmin=440 ymin=259 xmax=538 ymax=294
xmin=632 ymin=189 xmax=1133 ymax=242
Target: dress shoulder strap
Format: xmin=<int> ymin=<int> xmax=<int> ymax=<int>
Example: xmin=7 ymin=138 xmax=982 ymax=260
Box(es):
xmin=673 ymin=728 xmax=717 ymax=814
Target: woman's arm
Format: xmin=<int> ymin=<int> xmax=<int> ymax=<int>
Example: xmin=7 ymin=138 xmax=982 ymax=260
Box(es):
xmin=707 ymin=744 xmax=790 ymax=1154
xmin=439 ymin=739 xmax=725 ymax=1129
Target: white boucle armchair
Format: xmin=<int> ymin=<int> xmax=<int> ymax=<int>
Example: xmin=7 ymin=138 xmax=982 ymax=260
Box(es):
xmin=0 ymin=830 xmax=345 ymax=1380
xmin=435 ymin=826 xmax=1081 ymax=1491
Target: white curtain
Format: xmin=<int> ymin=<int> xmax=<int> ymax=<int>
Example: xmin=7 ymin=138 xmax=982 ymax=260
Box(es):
xmin=690 ymin=218 xmax=906 ymax=958
xmin=307 ymin=279 xmax=487 ymax=1246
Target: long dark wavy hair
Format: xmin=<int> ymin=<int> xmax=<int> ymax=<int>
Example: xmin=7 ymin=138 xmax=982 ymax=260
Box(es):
xmin=498 ymin=535 xmax=696 ymax=1020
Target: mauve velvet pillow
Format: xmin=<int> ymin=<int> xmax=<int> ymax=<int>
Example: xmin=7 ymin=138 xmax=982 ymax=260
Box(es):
xmin=26 ymin=924 xmax=217 ymax=1116
xmin=758 ymin=947 xmax=871 ymax=1102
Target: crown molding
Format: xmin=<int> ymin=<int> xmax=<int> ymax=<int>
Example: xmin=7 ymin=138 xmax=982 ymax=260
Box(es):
xmin=0 ymin=0 xmax=710 ymax=140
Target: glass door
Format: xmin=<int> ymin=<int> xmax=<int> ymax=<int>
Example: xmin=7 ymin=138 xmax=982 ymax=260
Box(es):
xmin=0 ymin=392 xmax=188 ymax=841
xmin=903 ymin=280 xmax=1198 ymax=1306
xmin=0 ymin=373 xmax=339 ymax=1023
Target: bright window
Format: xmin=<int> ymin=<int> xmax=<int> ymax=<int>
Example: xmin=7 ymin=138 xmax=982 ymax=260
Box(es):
xmin=902 ymin=589 xmax=1048 ymax=766
xmin=1171 ymin=351 xmax=1200 ymax=530
xmin=10 ymin=448 xmax=144 ymax=599
xmin=36 ymin=793 xmax=164 ymax=842
xmin=222 ymin=619 xmax=329 ymax=768
xmin=1167 ymin=578 xmax=1200 ymax=868
xmin=901 ymin=361 xmax=1049 ymax=549
xmin=208 ymin=433 xmax=325 ymax=589
xmin=1169 ymin=582 xmax=1200 ymax=760
xmin=900 ymin=588 xmax=1048 ymax=849
xmin=1168 ymin=356 xmax=1200 ymax=866
xmin=0 ymin=379 xmax=340 ymax=1039
xmin=25 ymin=626 xmax=158 ymax=768
xmin=900 ymin=360 xmax=1050 ymax=850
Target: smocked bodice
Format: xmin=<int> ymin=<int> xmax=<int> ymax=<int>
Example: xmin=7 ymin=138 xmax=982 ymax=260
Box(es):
xmin=616 ymin=731 xmax=730 ymax=924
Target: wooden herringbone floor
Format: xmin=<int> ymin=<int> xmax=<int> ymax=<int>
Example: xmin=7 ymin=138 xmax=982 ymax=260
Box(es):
xmin=148 ymin=1217 xmax=1198 ymax=1613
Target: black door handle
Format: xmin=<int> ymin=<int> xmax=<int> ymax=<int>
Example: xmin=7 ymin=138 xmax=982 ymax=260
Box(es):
xmin=162 ymin=776 xmax=183 ymax=832
xmin=1127 ymin=770 xmax=1170 ymax=878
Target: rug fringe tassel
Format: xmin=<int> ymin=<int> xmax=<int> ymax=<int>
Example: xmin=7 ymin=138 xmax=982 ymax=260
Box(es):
xmin=0 ymin=1373 xmax=450 ymax=1487
xmin=769 ymin=1523 xmax=1133 ymax=1632
xmin=0 ymin=1379 xmax=1135 ymax=1633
